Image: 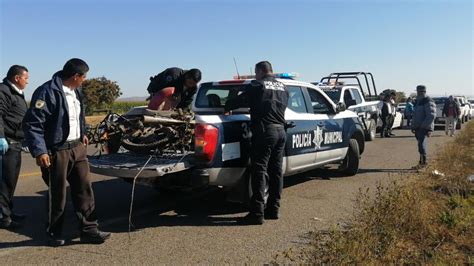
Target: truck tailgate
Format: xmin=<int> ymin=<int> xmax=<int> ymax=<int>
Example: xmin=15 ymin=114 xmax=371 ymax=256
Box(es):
xmin=88 ymin=152 xmax=194 ymax=179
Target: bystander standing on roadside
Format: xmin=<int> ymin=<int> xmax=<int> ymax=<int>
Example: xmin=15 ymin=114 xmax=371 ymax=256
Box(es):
xmin=404 ymin=97 xmax=414 ymax=128
xmin=0 ymin=65 xmax=29 ymax=230
xmin=442 ymin=95 xmax=460 ymax=137
xmin=411 ymin=85 xmax=436 ymax=167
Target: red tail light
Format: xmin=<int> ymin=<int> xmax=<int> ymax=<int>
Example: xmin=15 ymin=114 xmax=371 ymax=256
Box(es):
xmin=194 ymin=124 xmax=219 ymax=162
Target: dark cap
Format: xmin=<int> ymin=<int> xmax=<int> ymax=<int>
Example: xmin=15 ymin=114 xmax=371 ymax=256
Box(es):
xmin=416 ymin=85 xmax=426 ymax=92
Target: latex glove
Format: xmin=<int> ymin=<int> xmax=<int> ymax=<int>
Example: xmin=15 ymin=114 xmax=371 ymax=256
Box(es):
xmin=0 ymin=138 xmax=8 ymax=155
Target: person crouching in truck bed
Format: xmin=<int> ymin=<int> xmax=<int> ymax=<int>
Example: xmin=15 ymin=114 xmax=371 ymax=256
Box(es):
xmin=147 ymin=68 xmax=201 ymax=111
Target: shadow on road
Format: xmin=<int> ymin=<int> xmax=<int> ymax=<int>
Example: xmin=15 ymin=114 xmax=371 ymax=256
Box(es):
xmin=2 ymin=165 xmax=378 ymax=247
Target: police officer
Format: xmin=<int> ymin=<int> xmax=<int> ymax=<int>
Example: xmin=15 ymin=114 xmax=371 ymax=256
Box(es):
xmin=225 ymin=61 xmax=289 ymax=225
xmin=387 ymin=91 xmax=397 ymax=136
xmin=0 ymin=65 xmax=29 ymax=229
xmin=380 ymin=94 xmax=392 ymax=138
xmin=23 ymin=58 xmax=110 ymax=246
xmin=147 ymin=67 xmax=201 ymax=110
xmin=411 ymin=85 xmax=436 ymax=167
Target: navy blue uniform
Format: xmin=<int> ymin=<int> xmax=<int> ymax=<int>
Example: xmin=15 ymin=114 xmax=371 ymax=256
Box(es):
xmin=146 ymin=67 xmax=197 ymax=110
xmin=23 ymin=71 xmax=99 ymax=238
xmin=226 ymin=75 xmax=289 ymax=218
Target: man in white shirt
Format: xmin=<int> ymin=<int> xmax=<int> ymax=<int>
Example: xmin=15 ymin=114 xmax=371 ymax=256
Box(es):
xmin=23 ymin=59 xmax=110 ymax=246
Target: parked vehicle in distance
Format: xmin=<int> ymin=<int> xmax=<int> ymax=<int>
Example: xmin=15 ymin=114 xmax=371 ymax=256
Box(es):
xmin=397 ymin=103 xmax=406 ymax=114
xmin=453 ymin=96 xmax=471 ymax=122
xmin=468 ymin=99 xmax=474 ymax=118
xmin=315 ymin=72 xmax=402 ymax=141
xmin=433 ymin=97 xmax=462 ymax=129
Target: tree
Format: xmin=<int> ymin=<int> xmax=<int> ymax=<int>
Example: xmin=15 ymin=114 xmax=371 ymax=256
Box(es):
xmin=81 ymin=76 xmax=122 ymax=115
xmin=394 ymin=91 xmax=406 ymax=103
xmin=379 ymin=89 xmax=407 ymax=104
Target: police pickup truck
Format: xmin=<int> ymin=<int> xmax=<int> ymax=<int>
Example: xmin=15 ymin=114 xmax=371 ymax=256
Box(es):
xmin=315 ymin=72 xmax=402 ymax=140
xmin=89 ymin=74 xmax=366 ymax=202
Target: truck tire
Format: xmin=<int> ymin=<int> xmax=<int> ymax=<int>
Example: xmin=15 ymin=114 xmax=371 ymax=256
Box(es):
xmin=242 ymin=171 xmax=269 ymax=207
xmin=340 ymin=139 xmax=360 ymax=176
xmin=365 ymin=119 xmax=376 ymax=141
xmin=456 ymin=119 xmax=462 ymax=130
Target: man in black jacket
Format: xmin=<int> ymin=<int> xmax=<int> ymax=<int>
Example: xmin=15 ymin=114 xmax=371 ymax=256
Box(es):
xmin=0 ymin=65 xmax=29 ymax=230
xmin=225 ymin=61 xmax=289 ymax=225
xmin=147 ymin=67 xmax=201 ymax=110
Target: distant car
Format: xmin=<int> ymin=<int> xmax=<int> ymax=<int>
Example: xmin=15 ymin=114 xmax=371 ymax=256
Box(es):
xmin=469 ymin=99 xmax=474 ymax=118
xmin=453 ymin=96 xmax=471 ymax=122
xmin=396 ymin=103 xmax=407 ymax=114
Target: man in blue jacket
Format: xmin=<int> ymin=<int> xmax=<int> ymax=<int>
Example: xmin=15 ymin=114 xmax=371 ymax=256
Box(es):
xmin=23 ymin=58 xmax=110 ymax=246
xmin=411 ymin=85 xmax=436 ymax=167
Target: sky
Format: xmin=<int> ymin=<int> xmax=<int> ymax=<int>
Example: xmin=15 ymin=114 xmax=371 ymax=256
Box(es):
xmin=1 ymin=0 xmax=473 ymax=100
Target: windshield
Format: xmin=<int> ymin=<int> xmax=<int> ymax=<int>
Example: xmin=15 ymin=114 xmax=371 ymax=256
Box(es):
xmin=433 ymin=97 xmax=447 ymax=105
xmin=195 ymin=83 xmax=249 ymax=108
xmin=320 ymin=88 xmax=341 ymax=103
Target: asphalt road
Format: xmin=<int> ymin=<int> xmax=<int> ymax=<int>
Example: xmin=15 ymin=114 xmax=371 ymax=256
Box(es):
xmin=0 ymin=126 xmax=455 ymax=264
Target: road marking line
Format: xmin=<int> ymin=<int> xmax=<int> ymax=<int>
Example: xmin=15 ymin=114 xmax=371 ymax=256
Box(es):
xmin=19 ymin=172 xmax=41 ymax=178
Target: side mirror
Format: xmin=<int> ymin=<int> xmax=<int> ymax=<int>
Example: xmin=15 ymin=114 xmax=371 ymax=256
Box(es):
xmin=336 ymin=102 xmax=346 ymax=113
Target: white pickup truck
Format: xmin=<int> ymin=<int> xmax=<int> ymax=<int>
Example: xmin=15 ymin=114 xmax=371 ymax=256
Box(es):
xmin=315 ymin=72 xmax=402 ymax=141
xmin=88 ymin=74 xmax=366 ymax=202
xmin=454 ymin=96 xmax=471 ymax=122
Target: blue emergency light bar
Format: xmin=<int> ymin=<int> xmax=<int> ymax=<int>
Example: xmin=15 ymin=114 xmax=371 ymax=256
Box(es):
xmin=233 ymin=72 xmax=299 ymax=80
xmin=274 ymin=72 xmax=299 ymax=79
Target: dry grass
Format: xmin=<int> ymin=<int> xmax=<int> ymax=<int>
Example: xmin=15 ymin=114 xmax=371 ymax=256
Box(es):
xmin=277 ymin=122 xmax=474 ymax=264
xmin=85 ymin=115 xmax=106 ymax=126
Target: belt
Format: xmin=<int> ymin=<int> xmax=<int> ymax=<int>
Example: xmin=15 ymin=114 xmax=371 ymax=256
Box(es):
xmin=264 ymin=124 xmax=284 ymax=128
xmin=6 ymin=139 xmax=21 ymax=144
xmin=53 ymin=139 xmax=82 ymax=151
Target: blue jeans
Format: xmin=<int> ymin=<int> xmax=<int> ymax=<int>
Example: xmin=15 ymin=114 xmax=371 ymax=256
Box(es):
xmin=415 ymin=128 xmax=428 ymax=156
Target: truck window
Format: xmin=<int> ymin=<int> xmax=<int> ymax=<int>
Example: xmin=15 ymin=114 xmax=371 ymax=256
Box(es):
xmin=321 ymin=88 xmax=341 ymax=103
xmin=343 ymin=90 xmax=353 ymax=106
xmin=195 ymin=84 xmax=248 ymax=108
xmin=287 ymin=86 xmax=308 ymax=113
xmin=351 ymin=88 xmax=363 ymax=104
xmin=307 ymin=89 xmax=332 ymax=114
xmin=433 ymin=97 xmax=447 ymax=105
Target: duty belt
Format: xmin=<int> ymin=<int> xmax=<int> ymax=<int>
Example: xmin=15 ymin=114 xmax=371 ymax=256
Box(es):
xmin=53 ymin=139 xmax=82 ymax=151
xmin=264 ymin=124 xmax=284 ymax=128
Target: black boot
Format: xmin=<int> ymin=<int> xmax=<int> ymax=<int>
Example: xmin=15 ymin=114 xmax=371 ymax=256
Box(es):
xmin=80 ymin=229 xmax=111 ymax=244
xmin=47 ymin=232 xmax=66 ymax=247
xmin=421 ymin=155 xmax=427 ymax=166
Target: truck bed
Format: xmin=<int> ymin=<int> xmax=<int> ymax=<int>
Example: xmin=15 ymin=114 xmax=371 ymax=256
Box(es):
xmin=88 ymin=152 xmax=195 ymax=179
